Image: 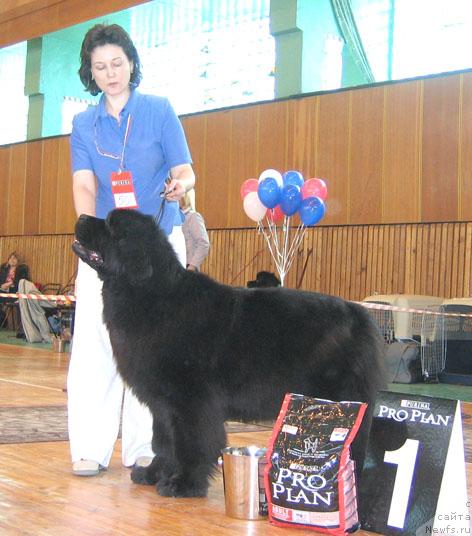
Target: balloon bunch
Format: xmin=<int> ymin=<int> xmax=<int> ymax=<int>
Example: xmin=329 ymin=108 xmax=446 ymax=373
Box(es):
xmin=241 ymin=169 xmax=327 ymax=286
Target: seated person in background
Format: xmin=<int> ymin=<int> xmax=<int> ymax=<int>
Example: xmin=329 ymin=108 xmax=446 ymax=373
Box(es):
xmin=0 ymin=252 xmax=29 ymax=294
xmin=179 ymin=190 xmax=210 ymax=271
xmin=247 ymin=271 xmax=281 ymax=288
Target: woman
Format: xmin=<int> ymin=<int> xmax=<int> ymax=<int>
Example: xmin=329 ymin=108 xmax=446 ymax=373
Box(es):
xmin=0 ymin=252 xmax=29 ymax=293
xmin=179 ymin=190 xmax=210 ymax=271
xmin=68 ymin=24 xmax=195 ymax=476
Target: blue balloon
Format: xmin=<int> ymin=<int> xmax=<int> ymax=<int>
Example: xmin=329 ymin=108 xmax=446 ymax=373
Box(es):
xmin=257 ymin=177 xmax=281 ymax=209
xmin=283 ymin=170 xmax=304 ymax=189
xmin=280 ymin=184 xmax=302 ymax=216
xmin=299 ymin=196 xmax=325 ymax=226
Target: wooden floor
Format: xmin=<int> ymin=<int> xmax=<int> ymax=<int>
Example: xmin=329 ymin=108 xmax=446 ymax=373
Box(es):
xmin=0 ymin=340 xmax=470 ymax=536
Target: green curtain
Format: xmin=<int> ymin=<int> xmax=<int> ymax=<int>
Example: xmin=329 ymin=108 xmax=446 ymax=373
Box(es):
xmin=329 ymin=0 xmax=375 ymax=83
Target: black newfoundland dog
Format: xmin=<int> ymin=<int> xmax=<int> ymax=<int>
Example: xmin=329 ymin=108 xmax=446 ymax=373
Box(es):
xmin=72 ymin=209 xmax=385 ymax=498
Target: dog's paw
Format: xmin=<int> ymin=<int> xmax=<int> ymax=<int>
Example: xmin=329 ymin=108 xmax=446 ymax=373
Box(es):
xmin=156 ymin=477 xmax=208 ymax=498
xmin=130 ymin=465 xmax=158 ymax=485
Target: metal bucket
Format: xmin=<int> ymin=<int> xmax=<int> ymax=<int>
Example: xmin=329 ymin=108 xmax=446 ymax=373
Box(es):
xmin=52 ymin=338 xmax=66 ymax=353
xmin=221 ymin=446 xmax=268 ymax=520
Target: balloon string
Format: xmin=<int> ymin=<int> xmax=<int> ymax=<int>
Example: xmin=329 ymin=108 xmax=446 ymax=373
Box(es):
xmin=258 ymin=217 xmax=309 ymax=287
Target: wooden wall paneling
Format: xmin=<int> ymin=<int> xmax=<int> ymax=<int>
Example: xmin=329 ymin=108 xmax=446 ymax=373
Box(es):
xmin=239 ymin=228 xmax=252 ymax=286
xmin=456 ymin=223 xmax=467 ymax=298
xmin=363 ymin=226 xmax=374 ymax=296
xmin=348 ymin=86 xmax=384 ymax=224
xmin=428 ymin=224 xmax=439 ymax=296
xmin=345 ymin=226 xmax=354 ymax=298
xmin=382 ymin=81 xmax=421 ymax=223
xmin=204 ymin=229 xmax=217 ymax=278
xmin=425 ymin=224 xmax=438 ymax=296
xmin=378 ymin=225 xmax=388 ymax=293
xmin=226 ymin=227 xmax=238 ymax=284
xmin=286 ymin=95 xmax=318 ymax=178
xmin=384 ymin=225 xmax=394 ymax=294
xmin=305 ymin=229 xmax=316 ymax=290
xmin=341 ymin=226 xmax=351 ymax=297
xmin=55 ymin=136 xmax=75 ymax=233
xmin=304 ymin=229 xmax=315 ymax=290
xmin=293 ymin=230 xmax=307 ymax=289
xmin=416 ymin=225 xmax=427 ymax=294
xmin=318 ymin=226 xmax=329 ymax=293
xmin=441 ymin=223 xmax=453 ymax=298
xmin=211 ymin=227 xmax=223 ymax=282
xmin=39 ymin=137 xmax=59 ymax=234
xmin=422 ymin=75 xmax=460 ymax=222
xmin=227 ymin=106 xmax=259 ymax=228
xmin=332 ymin=227 xmax=342 ymax=296
xmin=393 ymin=225 xmax=406 ymax=294
xmin=316 ymin=227 xmax=328 ymax=294
xmin=1 ymin=221 xmax=471 ymax=301
xmin=420 ymin=225 xmax=434 ymax=295
xmin=23 ymin=140 xmax=42 ymax=234
xmin=180 ymin=114 xmax=207 ymax=213
xmin=404 ymin=225 xmax=415 ymax=294
xmin=0 ymin=233 xmax=76 ymax=288
xmin=242 ymin=228 xmax=253 ymax=285
xmin=316 ymin=91 xmax=350 ymax=225
xmin=356 ymin=226 xmax=366 ymax=299
xmin=405 ymin=226 xmax=419 ymax=294
xmin=458 ymin=73 xmax=472 ymax=220
xmin=202 ymin=110 xmax=232 ymax=229
xmin=7 ymin=144 xmax=27 ymax=235
xmin=464 ymin=223 xmax=472 ymax=296
xmin=257 ymin=100 xmax=289 ymax=177
xmin=449 ymin=223 xmax=462 ymax=298
xmin=437 ymin=223 xmax=449 ymax=296
xmin=0 ymin=146 xmax=11 ymax=235
xmin=216 ymin=229 xmax=227 ymax=284
xmin=442 ymin=222 xmax=455 ymax=297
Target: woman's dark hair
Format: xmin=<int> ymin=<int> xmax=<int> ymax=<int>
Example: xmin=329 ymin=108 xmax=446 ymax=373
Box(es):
xmin=79 ymin=24 xmax=142 ymax=96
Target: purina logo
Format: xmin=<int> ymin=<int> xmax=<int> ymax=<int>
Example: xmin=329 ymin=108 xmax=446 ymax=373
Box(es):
xmin=401 ymin=399 xmax=431 ymax=411
xmin=303 ymin=436 xmax=319 ymax=454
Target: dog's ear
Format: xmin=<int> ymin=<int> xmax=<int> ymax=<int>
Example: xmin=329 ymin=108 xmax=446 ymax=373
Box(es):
xmin=110 ymin=241 xmax=154 ymax=285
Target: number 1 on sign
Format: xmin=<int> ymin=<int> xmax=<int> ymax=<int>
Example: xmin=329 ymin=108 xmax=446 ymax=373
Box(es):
xmin=384 ymin=439 xmax=420 ymax=529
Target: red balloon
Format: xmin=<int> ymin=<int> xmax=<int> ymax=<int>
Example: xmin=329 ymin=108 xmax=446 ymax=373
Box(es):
xmin=302 ymin=178 xmax=328 ymax=200
xmin=240 ymin=178 xmax=259 ymax=200
xmin=267 ymin=205 xmax=284 ymax=224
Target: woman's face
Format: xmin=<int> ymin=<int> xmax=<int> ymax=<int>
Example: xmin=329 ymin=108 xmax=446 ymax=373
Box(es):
xmin=90 ymin=44 xmax=133 ymax=99
xmin=8 ymin=255 xmax=18 ymax=267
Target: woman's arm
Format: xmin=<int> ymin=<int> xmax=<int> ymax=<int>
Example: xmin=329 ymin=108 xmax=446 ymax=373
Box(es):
xmin=72 ymin=170 xmax=97 ymax=217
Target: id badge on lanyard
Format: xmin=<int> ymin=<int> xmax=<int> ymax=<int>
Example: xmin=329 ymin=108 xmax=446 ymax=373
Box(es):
xmin=95 ymin=114 xmax=138 ymax=209
xmin=110 ymin=170 xmax=138 ymax=209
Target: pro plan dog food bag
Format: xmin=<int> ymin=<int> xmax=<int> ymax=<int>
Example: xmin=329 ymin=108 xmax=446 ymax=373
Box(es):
xmin=265 ymin=394 xmax=367 ymax=535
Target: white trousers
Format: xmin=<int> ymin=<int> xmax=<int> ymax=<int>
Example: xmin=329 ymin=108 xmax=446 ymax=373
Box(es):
xmin=67 ymin=226 xmax=186 ymax=467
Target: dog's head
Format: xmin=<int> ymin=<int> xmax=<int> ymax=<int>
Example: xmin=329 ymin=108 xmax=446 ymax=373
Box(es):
xmin=72 ymin=209 xmax=163 ymax=285
xmin=247 ymin=271 xmax=281 ymax=288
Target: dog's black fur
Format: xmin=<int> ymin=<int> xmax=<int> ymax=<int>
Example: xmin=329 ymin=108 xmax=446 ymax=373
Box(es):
xmin=73 ymin=209 xmax=385 ymax=498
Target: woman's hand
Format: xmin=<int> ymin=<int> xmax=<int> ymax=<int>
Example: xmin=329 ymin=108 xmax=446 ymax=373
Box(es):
xmin=0 ymin=282 xmax=11 ymax=291
xmin=164 ymin=178 xmax=186 ymax=201
xmin=165 ymin=163 xmax=195 ymax=201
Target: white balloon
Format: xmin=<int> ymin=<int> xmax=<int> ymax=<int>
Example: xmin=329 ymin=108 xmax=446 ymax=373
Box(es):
xmin=258 ymin=168 xmax=283 ymax=188
xmin=243 ymin=191 xmax=267 ymax=222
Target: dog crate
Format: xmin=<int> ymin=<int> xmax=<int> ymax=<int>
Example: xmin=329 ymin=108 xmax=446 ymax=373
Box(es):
xmin=420 ymin=305 xmax=446 ymax=382
xmin=439 ymin=303 xmax=472 ymax=385
xmin=364 ymin=301 xmax=395 ymax=344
